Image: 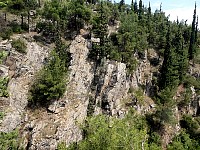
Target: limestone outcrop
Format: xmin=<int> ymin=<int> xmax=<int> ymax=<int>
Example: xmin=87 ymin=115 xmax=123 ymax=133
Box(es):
xmin=0 ymin=34 xmax=157 ymax=149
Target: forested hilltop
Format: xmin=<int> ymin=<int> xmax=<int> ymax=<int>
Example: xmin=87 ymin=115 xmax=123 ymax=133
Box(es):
xmin=0 ymin=0 xmax=200 ymax=150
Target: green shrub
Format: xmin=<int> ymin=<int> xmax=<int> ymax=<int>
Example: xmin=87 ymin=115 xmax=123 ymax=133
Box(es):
xmin=148 ymin=132 xmax=161 ymax=147
xmin=57 ymin=142 xmax=67 ymax=150
xmin=180 ymin=115 xmax=199 ymax=136
xmin=0 ymin=130 xmax=19 ymax=150
xmin=0 ymin=27 xmax=13 ymax=40
xmin=11 ymin=39 xmax=27 ymax=54
xmin=66 ymin=112 xmax=156 ymax=150
xmin=0 ymin=51 xmax=8 ymax=64
xmin=183 ymin=75 xmax=200 ymax=90
xmin=9 ymin=22 xmax=22 ymax=33
xmin=0 ymin=112 xmax=4 ymax=120
xmin=167 ymin=131 xmax=199 ymax=150
xmin=0 ymin=77 xmax=9 ymax=97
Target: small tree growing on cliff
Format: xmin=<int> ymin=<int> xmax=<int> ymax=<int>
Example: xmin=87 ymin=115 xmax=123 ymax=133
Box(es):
xmin=29 ymin=51 xmax=66 ymax=105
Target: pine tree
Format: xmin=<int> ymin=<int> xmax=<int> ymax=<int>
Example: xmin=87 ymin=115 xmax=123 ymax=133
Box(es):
xmin=188 ymin=3 xmax=197 ymax=60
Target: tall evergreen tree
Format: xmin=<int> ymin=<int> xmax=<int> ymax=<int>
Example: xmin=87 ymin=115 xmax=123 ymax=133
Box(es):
xmin=119 ymin=0 xmax=125 ymax=12
xmin=138 ymin=0 xmax=143 ymax=20
xmin=131 ymin=0 xmax=134 ymax=11
xmin=160 ymin=23 xmax=179 ymax=90
xmin=90 ymin=2 xmax=108 ymax=63
xmin=174 ymin=25 xmax=188 ymax=82
xmin=148 ymin=2 xmax=151 ymax=16
xmin=133 ymin=0 xmax=138 ymax=14
xmin=188 ymin=3 xmax=197 ymax=60
xmin=195 ymin=16 xmax=198 ymax=45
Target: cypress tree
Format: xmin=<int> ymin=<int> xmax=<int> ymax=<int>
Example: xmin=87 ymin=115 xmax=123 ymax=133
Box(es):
xmin=160 ymin=23 xmax=179 ymax=90
xmin=188 ymin=3 xmax=197 ymax=60
xmin=148 ymin=2 xmax=151 ymax=16
xmin=195 ymin=16 xmax=198 ymax=45
xmin=133 ymin=0 xmax=138 ymax=14
xmin=90 ymin=2 xmax=108 ymax=63
xmin=138 ymin=0 xmax=143 ymax=20
xmin=131 ymin=0 xmax=134 ymax=11
xmin=119 ymin=0 xmax=125 ymax=12
xmin=174 ymin=25 xmax=188 ymax=82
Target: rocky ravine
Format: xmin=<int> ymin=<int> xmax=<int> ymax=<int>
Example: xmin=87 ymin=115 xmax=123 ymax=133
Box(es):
xmin=0 ymin=34 xmax=166 ymax=149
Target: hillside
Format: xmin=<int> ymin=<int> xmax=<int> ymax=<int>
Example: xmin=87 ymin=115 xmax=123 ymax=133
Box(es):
xmin=0 ymin=0 xmax=200 ymax=150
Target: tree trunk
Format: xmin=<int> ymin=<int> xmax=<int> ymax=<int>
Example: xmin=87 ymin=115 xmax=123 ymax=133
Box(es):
xmin=28 ymin=11 xmax=30 ymax=32
xmin=21 ymin=14 xmax=24 ymax=28
xmin=38 ymin=0 xmax=41 ymax=7
xmin=4 ymin=13 xmax=6 ymax=22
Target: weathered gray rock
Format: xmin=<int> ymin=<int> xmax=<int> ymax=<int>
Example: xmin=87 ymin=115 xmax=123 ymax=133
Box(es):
xmin=0 ymin=65 xmax=9 ymax=77
xmin=22 ymin=35 xmax=93 ymax=149
xmin=1 ymin=33 xmax=158 ymax=149
xmin=94 ymin=61 xmax=130 ymax=116
xmin=0 ymin=36 xmax=49 ymax=132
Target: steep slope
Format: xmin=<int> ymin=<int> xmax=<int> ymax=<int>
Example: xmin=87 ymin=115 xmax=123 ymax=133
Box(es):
xmin=0 ymin=35 xmax=49 ymax=133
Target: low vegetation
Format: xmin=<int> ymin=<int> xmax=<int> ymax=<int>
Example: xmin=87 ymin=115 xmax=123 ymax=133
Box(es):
xmin=0 ymin=77 xmax=9 ymax=97
xmin=0 ymin=130 xmax=20 ymax=150
xmin=11 ymin=39 xmax=27 ymax=54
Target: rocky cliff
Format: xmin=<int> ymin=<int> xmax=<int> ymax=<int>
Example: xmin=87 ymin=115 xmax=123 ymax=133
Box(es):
xmin=0 ymin=33 xmax=199 ymax=149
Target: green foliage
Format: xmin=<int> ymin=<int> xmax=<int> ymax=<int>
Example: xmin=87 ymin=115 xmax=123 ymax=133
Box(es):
xmin=180 ymin=115 xmax=200 ymax=136
xmin=29 ymin=51 xmax=66 ymax=105
xmin=0 ymin=51 xmax=8 ymax=64
xmin=183 ymin=75 xmax=200 ymax=89
xmin=0 ymin=112 xmax=4 ymax=120
xmin=9 ymin=21 xmax=29 ymax=33
xmin=0 ymin=77 xmax=9 ymax=97
xmin=9 ymin=22 xmax=23 ymax=33
xmin=159 ymin=24 xmax=179 ymax=90
xmin=150 ymin=88 xmax=176 ymax=128
xmin=167 ymin=131 xmax=200 ymax=150
xmin=89 ymin=1 xmax=109 ymax=63
xmin=38 ymin=0 xmax=91 ymax=38
xmin=11 ymin=39 xmax=27 ymax=53
xmin=134 ymin=88 xmax=144 ymax=104
xmin=87 ymin=95 xmax=96 ymax=116
xmin=67 ymin=112 xmax=152 ymax=150
xmin=0 ymin=1 xmax=7 ymax=8
xmin=57 ymin=142 xmax=67 ymax=150
xmin=188 ymin=3 xmax=198 ymax=60
xmin=148 ymin=132 xmax=161 ymax=147
xmin=0 ymin=27 xmax=13 ymax=40
xmin=178 ymin=87 xmax=192 ymax=107
xmin=67 ymin=0 xmax=91 ymax=31
xmin=0 ymin=130 xmax=19 ymax=150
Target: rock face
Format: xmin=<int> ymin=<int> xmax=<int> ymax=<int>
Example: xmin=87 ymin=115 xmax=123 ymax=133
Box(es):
xmin=0 ymin=36 xmax=49 ymax=132
xmin=93 ymin=61 xmax=129 ymax=116
xmin=0 ymin=34 xmax=156 ymax=149
xmin=21 ymin=35 xmax=94 ymax=149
